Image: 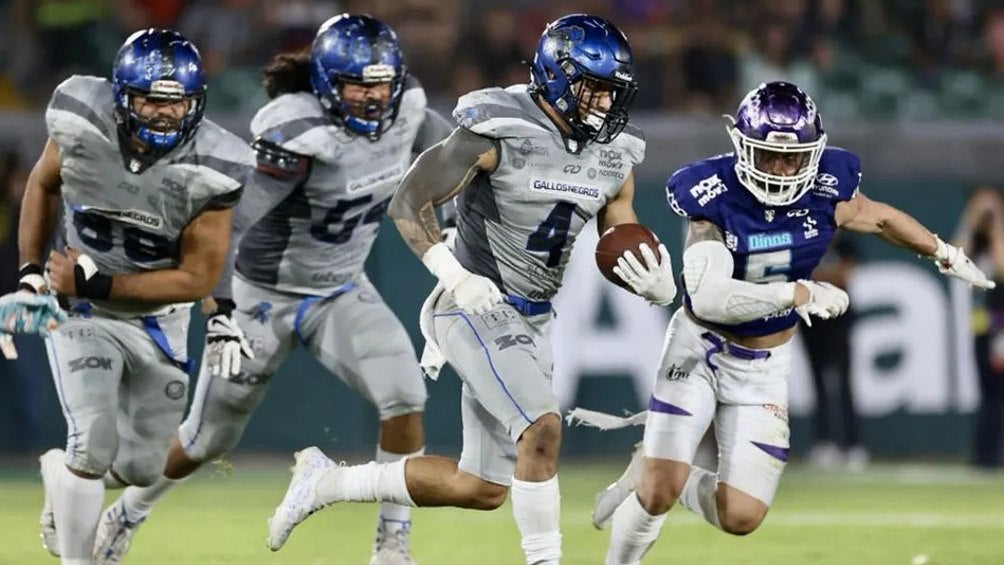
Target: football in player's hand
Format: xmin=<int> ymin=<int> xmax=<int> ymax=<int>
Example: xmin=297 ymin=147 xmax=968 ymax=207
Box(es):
xmin=595 ymin=223 xmax=661 ymax=288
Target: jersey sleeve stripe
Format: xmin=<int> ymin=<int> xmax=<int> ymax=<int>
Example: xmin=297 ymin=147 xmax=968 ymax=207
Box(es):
xmin=258 ymin=116 xmax=331 ymax=145
xmin=456 ymin=103 xmax=551 ymax=132
xmin=173 ymin=155 xmax=253 ymax=185
xmin=49 ymin=91 xmax=111 ymax=140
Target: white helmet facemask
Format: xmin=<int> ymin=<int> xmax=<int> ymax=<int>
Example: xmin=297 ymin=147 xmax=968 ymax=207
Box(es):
xmin=727 ymin=115 xmax=827 ymax=207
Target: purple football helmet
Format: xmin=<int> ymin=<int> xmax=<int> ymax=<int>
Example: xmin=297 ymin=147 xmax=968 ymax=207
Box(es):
xmin=726 ymin=81 xmax=827 ymax=206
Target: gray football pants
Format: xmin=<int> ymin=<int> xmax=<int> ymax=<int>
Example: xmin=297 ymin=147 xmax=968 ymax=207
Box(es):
xmin=432 ymin=291 xmax=559 ymax=486
xmin=179 ymin=274 xmax=427 ymax=462
xmin=45 ymin=306 xmax=192 ymax=485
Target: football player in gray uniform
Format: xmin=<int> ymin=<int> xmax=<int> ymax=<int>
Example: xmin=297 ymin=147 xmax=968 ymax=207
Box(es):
xmin=95 ymin=14 xmax=452 ymax=565
xmin=16 ymin=30 xmax=253 ymax=565
xmin=267 ymin=14 xmax=677 ymax=565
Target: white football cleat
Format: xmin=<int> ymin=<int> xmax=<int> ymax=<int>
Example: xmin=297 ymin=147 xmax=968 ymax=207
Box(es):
xmin=370 ymin=520 xmax=416 ymax=565
xmin=592 ymin=441 xmax=645 ymax=529
xmin=92 ymin=500 xmax=146 ymax=564
xmin=267 ymin=446 xmax=337 ymax=551
xmin=38 ymin=448 xmax=64 ymax=557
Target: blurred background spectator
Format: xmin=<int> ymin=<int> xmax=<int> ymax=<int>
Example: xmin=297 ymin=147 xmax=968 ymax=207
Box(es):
xmin=802 ymin=233 xmax=868 ymax=471
xmin=0 ymin=0 xmax=1001 ymax=118
xmin=953 ymin=187 xmax=1004 ymax=471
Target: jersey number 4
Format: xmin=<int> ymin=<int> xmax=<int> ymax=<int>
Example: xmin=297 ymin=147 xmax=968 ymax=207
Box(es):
xmin=72 ymin=209 xmax=173 ymax=262
xmin=310 ymin=195 xmax=390 ymax=244
xmin=526 ymin=201 xmax=577 ymax=268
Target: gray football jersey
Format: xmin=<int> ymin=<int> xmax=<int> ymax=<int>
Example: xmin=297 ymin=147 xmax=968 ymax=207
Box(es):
xmin=46 ymin=75 xmax=253 ymax=317
xmin=452 ymin=84 xmax=646 ymax=301
xmin=235 ymin=77 xmax=430 ymax=295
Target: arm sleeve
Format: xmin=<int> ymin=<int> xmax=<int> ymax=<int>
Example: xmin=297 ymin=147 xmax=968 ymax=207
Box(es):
xmin=684 ymin=240 xmax=797 ymax=324
xmin=211 ymin=139 xmax=310 ymax=299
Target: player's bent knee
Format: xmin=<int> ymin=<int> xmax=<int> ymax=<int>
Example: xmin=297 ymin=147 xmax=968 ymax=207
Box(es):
xmin=518 ymin=413 xmax=562 ymax=456
xmin=468 ymin=481 xmax=508 ymax=510
xmin=718 ymin=509 xmax=765 ymax=536
xmin=717 ymin=486 xmax=769 ymax=536
xmin=637 ymin=459 xmax=689 ymax=515
xmin=72 ymin=416 xmax=120 ymax=476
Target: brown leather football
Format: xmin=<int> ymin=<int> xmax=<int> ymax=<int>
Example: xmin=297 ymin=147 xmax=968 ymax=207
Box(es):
xmin=595 ymin=223 xmax=661 ymax=288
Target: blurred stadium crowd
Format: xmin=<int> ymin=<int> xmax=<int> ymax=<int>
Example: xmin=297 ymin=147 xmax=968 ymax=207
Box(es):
xmin=1 ymin=0 xmax=1004 ymax=120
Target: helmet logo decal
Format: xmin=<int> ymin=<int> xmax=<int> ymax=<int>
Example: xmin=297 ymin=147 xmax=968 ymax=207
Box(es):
xmin=546 ymin=25 xmax=584 ymax=54
xmin=144 ymin=50 xmax=176 ymax=81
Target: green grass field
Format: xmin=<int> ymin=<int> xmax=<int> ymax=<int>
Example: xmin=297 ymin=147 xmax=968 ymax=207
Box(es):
xmin=2 ymin=460 xmax=1003 ymax=565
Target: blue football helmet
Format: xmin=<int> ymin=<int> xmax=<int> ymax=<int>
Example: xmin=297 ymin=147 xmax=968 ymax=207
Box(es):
xmin=112 ymin=29 xmax=206 ymax=157
xmin=727 ymin=81 xmax=827 ymax=206
xmin=529 ymin=14 xmax=637 ymax=146
xmin=310 ymin=14 xmax=406 ymax=140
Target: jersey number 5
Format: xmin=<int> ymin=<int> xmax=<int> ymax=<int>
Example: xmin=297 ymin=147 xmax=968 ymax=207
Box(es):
xmin=526 ymin=201 xmax=577 ymax=268
xmin=72 ymin=209 xmax=173 ymax=262
xmin=745 ymin=249 xmax=792 ymax=283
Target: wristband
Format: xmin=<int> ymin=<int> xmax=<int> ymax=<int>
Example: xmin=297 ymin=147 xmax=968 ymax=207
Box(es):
xmin=18 ymin=263 xmax=45 ymax=294
xmin=74 ymin=254 xmax=113 ymax=300
xmin=213 ymin=297 xmax=236 ymax=316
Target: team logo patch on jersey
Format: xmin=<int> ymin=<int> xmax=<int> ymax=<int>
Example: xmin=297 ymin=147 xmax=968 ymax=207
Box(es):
xmin=76 ymin=205 xmax=164 ymax=230
xmin=812 ymin=173 xmax=840 ymax=197
xmin=346 ymin=164 xmax=404 ymax=192
xmin=747 ymin=231 xmax=793 ymax=251
xmin=530 ymin=178 xmax=600 ymax=200
xmin=690 ymin=174 xmax=728 ymax=206
xmin=164 ymin=380 xmax=186 ymax=400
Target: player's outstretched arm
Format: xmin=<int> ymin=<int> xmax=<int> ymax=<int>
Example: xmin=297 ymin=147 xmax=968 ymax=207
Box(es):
xmin=836 ymin=192 xmax=994 ymax=289
xmin=46 ymin=206 xmax=237 ymax=303
xmin=389 ymin=127 xmax=502 ymax=313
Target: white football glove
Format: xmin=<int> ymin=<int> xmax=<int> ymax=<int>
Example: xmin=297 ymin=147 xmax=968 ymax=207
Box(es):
xmin=612 ymin=243 xmax=677 ymax=306
xmin=0 ymin=291 xmax=67 ymax=359
xmin=932 ymin=235 xmax=995 ymax=290
xmin=794 ymin=280 xmax=850 ymax=327
xmin=205 ymin=302 xmax=254 ymax=378
xmin=422 ymin=242 xmax=503 ymax=315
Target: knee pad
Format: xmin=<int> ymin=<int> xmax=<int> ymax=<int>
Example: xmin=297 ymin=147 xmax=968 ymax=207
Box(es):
xmin=114 ymin=453 xmax=169 ymax=487
xmin=68 ymin=412 xmax=119 ymax=476
xmin=180 ymin=376 xmax=267 ymax=462
xmin=374 ymin=377 xmax=428 ymax=420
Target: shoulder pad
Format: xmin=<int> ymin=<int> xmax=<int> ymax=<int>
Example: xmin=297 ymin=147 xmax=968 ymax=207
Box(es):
xmin=453 ymin=85 xmax=549 ymax=139
xmin=666 ymin=160 xmax=731 ymax=220
xmin=174 ymin=120 xmax=255 ymax=191
xmin=397 ymin=74 xmax=428 ymax=121
xmin=45 ymin=75 xmax=115 ymax=143
xmin=815 ymin=147 xmax=862 ymax=202
xmin=250 ymin=93 xmax=331 ymax=155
